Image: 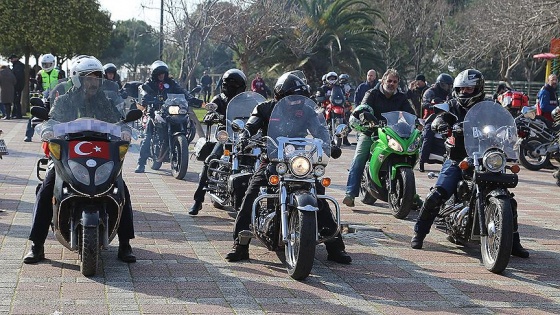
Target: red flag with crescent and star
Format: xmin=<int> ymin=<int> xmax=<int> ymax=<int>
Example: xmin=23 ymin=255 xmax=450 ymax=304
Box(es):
xmin=68 ymin=141 xmax=110 ymax=159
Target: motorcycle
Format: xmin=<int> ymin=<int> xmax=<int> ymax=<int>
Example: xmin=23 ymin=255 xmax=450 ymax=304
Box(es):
xmin=240 ymin=95 xmax=341 ymax=280
xmin=360 ymin=111 xmax=422 ymax=219
xmin=316 ymin=84 xmax=347 ymax=147
xmin=0 ymin=129 xmax=7 ymax=159
xmin=145 ymin=94 xmax=196 ymax=179
xmin=31 ymin=96 xmax=142 ymax=276
xmin=514 ymin=106 xmax=560 ymax=170
xmin=432 ymin=100 xmax=520 ymax=274
xmin=203 ymin=91 xmax=266 ymax=210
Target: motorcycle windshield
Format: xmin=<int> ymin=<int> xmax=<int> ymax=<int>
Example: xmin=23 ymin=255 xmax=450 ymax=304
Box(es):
xmin=463 ymin=101 xmax=518 ymax=159
xmin=329 ymin=85 xmax=345 ymax=106
xmin=103 ymin=83 xmax=126 ymax=117
xmin=381 ymin=111 xmax=417 ymax=138
xmin=36 ymin=77 xmax=124 ymax=138
xmin=226 ymin=91 xmax=266 ymax=136
xmin=164 ymin=94 xmax=189 ymax=110
xmin=267 ymin=95 xmax=330 ymax=165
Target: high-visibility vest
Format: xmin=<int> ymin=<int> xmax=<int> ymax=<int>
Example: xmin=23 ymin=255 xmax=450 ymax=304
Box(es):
xmin=40 ymin=69 xmax=59 ymax=91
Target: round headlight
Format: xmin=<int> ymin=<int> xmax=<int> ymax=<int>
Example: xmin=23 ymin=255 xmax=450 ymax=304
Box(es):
xmin=483 ymin=151 xmax=506 ymax=172
xmin=276 ymin=163 xmax=288 ymax=175
xmin=313 ymin=165 xmax=325 ymax=177
xmin=290 ymin=156 xmax=311 ymax=177
xmin=216 ymin=130 xmax=229 ymax=143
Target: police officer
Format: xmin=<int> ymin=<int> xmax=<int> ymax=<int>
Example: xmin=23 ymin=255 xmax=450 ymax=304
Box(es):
xmin=411 ymin=69 xmax=529 ymax=258
xmin=23 ymin=55 xmax=137 ymax=264
xmin=225 ymin=72 xmax=351 ymax=264
xmin=188 ymin=69 xmax=247 ymax=215
xmin=135 ymin=60 xmax=202 ymax=173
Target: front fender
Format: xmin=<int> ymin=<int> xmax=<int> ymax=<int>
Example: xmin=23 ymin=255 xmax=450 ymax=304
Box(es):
xmin=390 ymin=164 xmax=412 ymax=180
xmin=290 ymin=191 xmax=319 ymax=212
xmin=82 ymin=211 xmax=100 ymax=228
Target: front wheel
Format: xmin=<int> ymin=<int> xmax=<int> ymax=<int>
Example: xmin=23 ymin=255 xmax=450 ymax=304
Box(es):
xmin=388 ymin=167 xmax=415 ymax=219
xmin=80 ymin=226 xmax=99 ymax=276
xmin=518 ymin=137 xmax=549 ymax=171
xmin=171 ymin=135 xmax=189 ymax=179
xmin=481 ymin=196 xmax=513 ymax=274
xmin=360 ymin=164 xmax=377 ymax=205
xmin=285 ymin=209 xmax=317 ymax=280
xmin=148 ymin=130 xmax=163 ymax=170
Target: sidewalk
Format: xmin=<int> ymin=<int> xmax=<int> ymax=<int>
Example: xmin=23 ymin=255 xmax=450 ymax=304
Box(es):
xmin=1 ymin=118 xmax=560 ymax=314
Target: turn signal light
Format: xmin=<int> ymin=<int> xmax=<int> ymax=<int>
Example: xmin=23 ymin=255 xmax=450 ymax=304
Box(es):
xmin=223 ymin=149 xmax=230 ymax=156
xmin=48 ymin=142 xmax=61 ymax=160
xmin=119 ymin=144 xmax=129 ymax=160
xmin=321 ymin=177 xmax=331 ymax=187
xmin=458 ymin=160 xmax=470 ymax=170
xmin=268 ymin=175 xmax=280 ymax=185
xmin=509 ymin=164 xmax=520 ymax=174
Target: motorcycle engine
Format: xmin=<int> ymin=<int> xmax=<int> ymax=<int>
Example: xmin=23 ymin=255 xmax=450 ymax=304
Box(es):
xmin=448 ymin=205 xmax=470 ymax=236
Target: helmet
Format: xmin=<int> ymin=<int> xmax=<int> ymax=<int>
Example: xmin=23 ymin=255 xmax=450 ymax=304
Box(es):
xmin=326 ymin=71 xmax=338 ymax=85
xmin=150 ymin=60 xmax=169 ymax=80
xmin=221 ymin=69 xmax=247 ymax=99
xmin=274 ymin=72 xmax=310 ymax=100
xmin=40 ymin=54 xmax=56 ymax=72
xmin=103 ymin=63 xmax=117 ymax=74
xmin=436 ymin=73 xmax=453 ymax=92
xmin=70 ymin=55 xmax=103 ymax=88
xmin=452 ymin=69 xmax=484 ymax=109
xmin=338 ymin=74 xmax=349 ymax=85
xmin=322 ymin=74 xmax=327 ymax=84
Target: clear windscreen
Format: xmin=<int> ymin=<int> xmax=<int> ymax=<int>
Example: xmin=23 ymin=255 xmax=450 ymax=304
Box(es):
xmin=381 ymin=111 xmax=417 ymax=138
xmin=226 ymin=91 xmax=266 ymax=136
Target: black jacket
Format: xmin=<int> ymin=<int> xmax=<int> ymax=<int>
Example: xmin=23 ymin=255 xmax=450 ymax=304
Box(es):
xmin=11 ymin=60 xmax=25 ymax=91
xmin=438 ymin=98 xmax=469 ymax=161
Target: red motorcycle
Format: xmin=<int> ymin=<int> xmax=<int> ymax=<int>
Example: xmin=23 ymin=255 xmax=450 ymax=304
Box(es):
xmin=317 ymin=84 xmax=346 ymax=147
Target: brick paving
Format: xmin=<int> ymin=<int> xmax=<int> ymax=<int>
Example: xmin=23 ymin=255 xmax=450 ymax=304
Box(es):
xmin=1 ymin=119 xmax=560 ymax=314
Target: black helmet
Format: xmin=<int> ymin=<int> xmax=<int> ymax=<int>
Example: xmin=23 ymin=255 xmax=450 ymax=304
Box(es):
xmin=338 ymin=74 xmax=349 ymax=84
xmin=452 ymin=69 xmax=485 ymax=109
xmin=274 ymin=72 xmax=310 ymax=100
xmin=436 ymin=73 xmax=453 ymax=92
xmin=221 ymin=69 xmax=247 ymax=99
xmin=150 ymin=60 xmax=169 ymax=80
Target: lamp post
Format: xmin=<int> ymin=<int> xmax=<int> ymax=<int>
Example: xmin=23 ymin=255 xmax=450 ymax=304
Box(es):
xmin=159 ymin=0 xmax=164 ymax=59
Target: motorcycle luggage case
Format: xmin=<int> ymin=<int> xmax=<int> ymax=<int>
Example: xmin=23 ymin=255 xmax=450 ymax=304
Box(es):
xmin=499 ymin=91 xmax=528 ymax=109
xmin=228 ymin=173 xmax=252 ymax=209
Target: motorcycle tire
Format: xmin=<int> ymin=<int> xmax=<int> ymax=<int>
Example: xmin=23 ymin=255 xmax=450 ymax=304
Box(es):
xmin=148 ymin=134 xmax=163 ymax=170
xmin=518 ymin=137 xmax=549 ymax=171
xmin=80 ymin=226 xmax=99 ymax=277
xmin=171 ymin=135 xmax=189 ymax=179
xmin=285 ymin=209 xmax=316 ymax=280
xmin=388 ymin=167 xmax=415 ymax=219
xmin=480 ymin=196 xmax=513 ymax=274
xmin=187 ymin=120 xmax=196 ymax=144
xmin=360 ymin=164 xmax=377 ymax=205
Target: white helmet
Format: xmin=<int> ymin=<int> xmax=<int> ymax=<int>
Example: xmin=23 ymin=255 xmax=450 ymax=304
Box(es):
xmin=40 ymin=54 xmax=56 ymax=72
xmin=70 ymin=55 xmax=104 ymax=88
xmin=326 ymin=71 xmax=338 ymax=85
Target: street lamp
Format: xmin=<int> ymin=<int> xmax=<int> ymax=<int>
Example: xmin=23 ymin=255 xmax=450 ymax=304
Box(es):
xmin=159 ymin=0 xmax=164 ymax=59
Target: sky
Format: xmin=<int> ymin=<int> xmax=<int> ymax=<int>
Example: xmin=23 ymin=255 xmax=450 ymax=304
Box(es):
xmin=97 ymin=0 xmax=162 ymax=27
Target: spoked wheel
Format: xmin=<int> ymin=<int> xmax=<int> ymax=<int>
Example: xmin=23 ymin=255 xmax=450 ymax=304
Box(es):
xmin=481 ymin=196 xmax=513 ymax=274
xmin=360 ymin=164 xmax=377 ymax=205
xmin=80 ymin=226 xmax=99 ymax=277
xmin=387 ymin=168 xmax=415 ymax=219
xmin=148 ymin=131 xmax=163 ymax=170
xmin=518 ymin=137 xmax=550 ymax=171
xmin=171 ymin=135 xmax=189 ymax=179
xmin=285 ymin=209 xmax=316 ymax=280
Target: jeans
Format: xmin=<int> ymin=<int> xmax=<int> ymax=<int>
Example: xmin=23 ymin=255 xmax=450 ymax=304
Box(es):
xmin=137 ymin=120 xmax=154 ymax=166
xmin=345 ymin=132 xmax=373 ymax=197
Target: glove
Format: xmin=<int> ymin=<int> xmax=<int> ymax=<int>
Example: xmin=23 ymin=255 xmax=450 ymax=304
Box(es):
xmin=452 ymin=123 xmax=463 ymax=135
xmin=433 ymin=122 xmax=449 ymax=134
xmin=121 ymin=131 xmax=132 ymax=142
xmin=203 ymin=112 xmax=217 ymax=124
xmin=154 ymin=113 xmax=165 ymax=124
xmin=41 ymin=131 xmax=54 ymax=141
xmin=119 ymin=89 xmax=129 ymax=99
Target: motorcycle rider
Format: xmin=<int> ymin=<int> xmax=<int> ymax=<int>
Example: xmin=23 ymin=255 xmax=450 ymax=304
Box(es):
xmin=103 ymin=63 xmax=123 ymax=89
xmin=342 ymin=68 xmax=417 ymax=208
xmin=417 ymin=73 xmax=453 ymax=172
xmin=225 ymin=71 xmax=351 ymax=264
xmin=135 ymin=60 xmax=203 ymax=173
xmin=23 ymin=55 xmax=137 ymax=264
xmin=24 ymin=54 xmax=66 ymax=142
xmin=411 ymin=69 xmax=529 ymax=258
xmin=338 ymin=73 xmax=353 ymax=146
xmin=188 ymin=69 xmax=248 ymax=215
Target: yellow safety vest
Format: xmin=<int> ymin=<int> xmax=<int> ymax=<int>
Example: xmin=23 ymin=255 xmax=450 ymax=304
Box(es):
xmin=40 ymin=69 xmax=59 ymax=91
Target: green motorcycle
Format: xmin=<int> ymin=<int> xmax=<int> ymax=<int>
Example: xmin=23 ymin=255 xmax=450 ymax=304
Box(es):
xmin=360 ymin=111 xmax=421 ymax=219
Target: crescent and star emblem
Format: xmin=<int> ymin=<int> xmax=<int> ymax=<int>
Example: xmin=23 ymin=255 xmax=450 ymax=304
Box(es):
xmin=74 ymin=141 xmax=102 ymax=156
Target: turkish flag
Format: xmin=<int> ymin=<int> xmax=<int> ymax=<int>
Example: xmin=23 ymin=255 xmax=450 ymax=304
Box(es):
xmin=68 ymin=141 xmax=110 ymax=159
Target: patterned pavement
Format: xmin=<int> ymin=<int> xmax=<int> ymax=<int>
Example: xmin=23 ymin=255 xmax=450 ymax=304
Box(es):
xmin=1 ymin=118 xmax=560 ymax=314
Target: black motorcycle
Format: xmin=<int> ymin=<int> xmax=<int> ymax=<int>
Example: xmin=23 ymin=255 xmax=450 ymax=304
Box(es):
xmin=432 ymin=101 xmax=520 ymax=274
xmin=31 ymin=94 xmax=142 ymax=276
xmin=145 ymin=94 xmax=196 ymax=179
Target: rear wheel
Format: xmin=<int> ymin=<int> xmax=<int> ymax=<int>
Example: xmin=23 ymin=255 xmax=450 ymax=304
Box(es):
xmin=481 ymin=196 xmax=513 ymax=274
xmin=360 ymin=164 xmax=377 ymax=205
xmin=518 ymin=137 xmax=549 ymax=171
xmin=80 ymin=226 xmax=99 ymax=277
xmin=171 ymin=135 xmax=189 ymax=179
xmin=388 ymin=168 xmax=415 ymax=219
xmin=285 ymin=209 xmax=316 ymax=280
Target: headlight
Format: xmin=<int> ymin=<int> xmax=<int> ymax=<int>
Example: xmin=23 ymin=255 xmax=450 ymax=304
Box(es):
xmin=483 ymin=151 xmax=506 ymax=172
xmin=95 ymin=161 xmax=114 ymax=185
xmin=216 ymin=130 xmax=229 ymax=143
xmin=290 ymin=156 xmax=311 ymax=177
xmin=68 ymin=160 xmax=90 ymax=185
xmin=167 ymin=105 xmax=181 ymax=115
xmin=276 ymin=163 xmax=288 ymax=175
xmin=387 ymin=135 xmax=403 ymax=152
xmin=313 ymin=165 xmax=326 ymax=177
xmin=408 ymin=136 xmax=421 ymax=152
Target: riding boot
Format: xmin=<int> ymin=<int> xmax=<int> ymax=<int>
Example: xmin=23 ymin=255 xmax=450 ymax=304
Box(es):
xmin=225 ymin=239 xmax=249 ymax=262
xmin=325 ymin=235 xmax=352 ymax=264
xmin=23 ymin=242 xmax=45 ymax=264
xmin=511 ymin=232 xmax=529 ymax=258
xmin=188 ymin=201 xmax=202 ymax=215
xmin=117 ymin=238 xmax=136 ymax=263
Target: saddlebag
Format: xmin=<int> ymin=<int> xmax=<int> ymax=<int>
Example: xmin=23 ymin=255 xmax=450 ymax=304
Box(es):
xmin=474 ymin=172 xmax=518 ymax=188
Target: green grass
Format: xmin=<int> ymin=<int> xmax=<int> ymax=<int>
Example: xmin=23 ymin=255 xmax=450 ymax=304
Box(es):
xmin=193 ymin=107 xmax=206 ymax=121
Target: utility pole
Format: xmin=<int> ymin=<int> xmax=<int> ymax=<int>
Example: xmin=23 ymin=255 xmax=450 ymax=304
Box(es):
xmin=159 ymin=0 xmax=164 ymax=59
